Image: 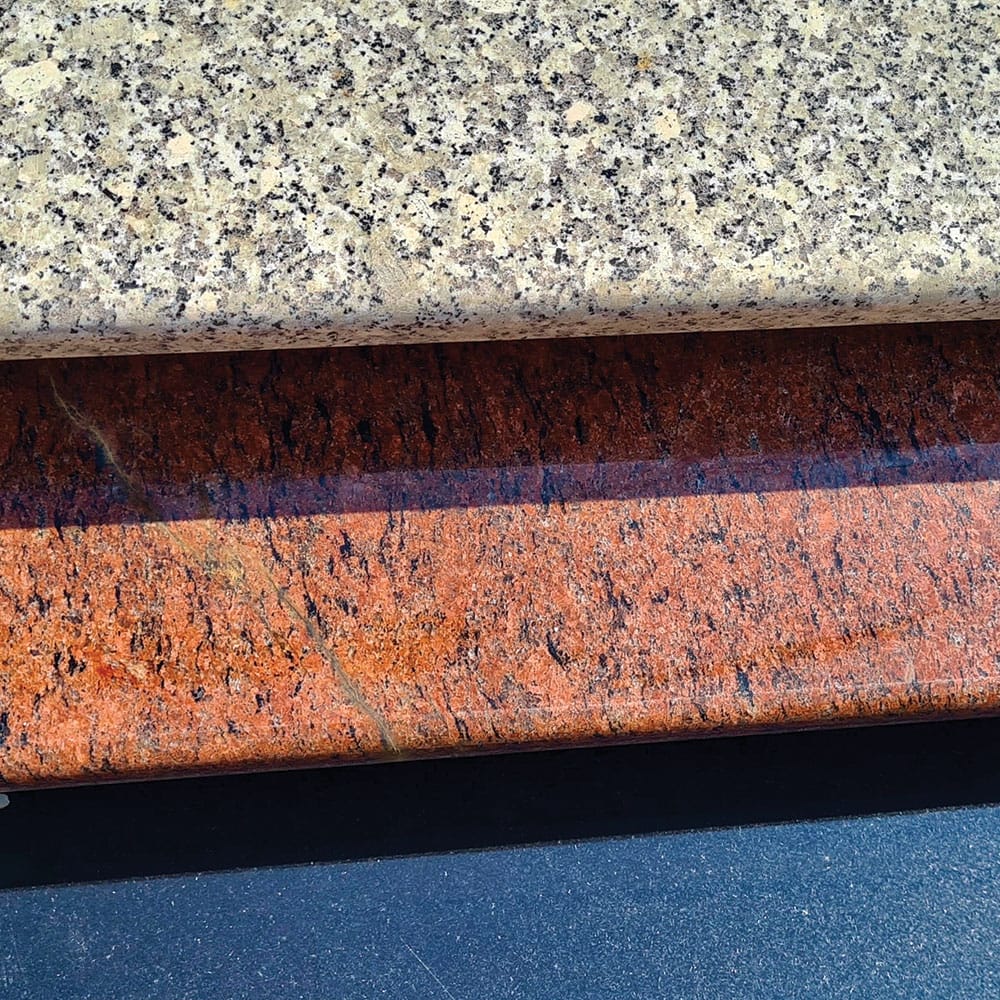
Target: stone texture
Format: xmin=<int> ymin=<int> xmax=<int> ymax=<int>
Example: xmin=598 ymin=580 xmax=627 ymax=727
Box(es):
xmin=1 ymin=0 xmax=1000 ymax=357
xmin=2 ymin=321 xmax=1000 ymax=788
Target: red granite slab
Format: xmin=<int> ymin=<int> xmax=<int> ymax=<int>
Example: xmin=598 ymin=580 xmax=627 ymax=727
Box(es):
xmin=2 ymin=322 xmax=1000 ymax=789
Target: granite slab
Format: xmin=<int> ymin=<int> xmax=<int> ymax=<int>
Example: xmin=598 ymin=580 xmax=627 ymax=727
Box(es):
xmin=2 ymin=0 xmax=1000 ymax=358
xmin=1 ymin=320 xmax=1000 ymax=789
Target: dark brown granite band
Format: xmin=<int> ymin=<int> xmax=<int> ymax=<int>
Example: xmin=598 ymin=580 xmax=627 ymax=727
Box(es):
xmin=2 ymin=321 xmax=1000 ymax=789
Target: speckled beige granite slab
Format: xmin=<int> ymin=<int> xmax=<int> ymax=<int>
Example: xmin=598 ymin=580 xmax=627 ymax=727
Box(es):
xmin=2 ymin=0 xmax=999 ymax=358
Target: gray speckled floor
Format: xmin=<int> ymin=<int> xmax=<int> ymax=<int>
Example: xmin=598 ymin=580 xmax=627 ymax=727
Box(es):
xmin=2 ymin=0 xmax=1000 ymax=357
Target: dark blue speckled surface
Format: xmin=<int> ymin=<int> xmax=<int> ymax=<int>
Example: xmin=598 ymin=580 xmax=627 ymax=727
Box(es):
xmin=4 ymin=806 xmax=1000 ymax=999
xmin=3 ymin=721 xmax=1000 ymax=998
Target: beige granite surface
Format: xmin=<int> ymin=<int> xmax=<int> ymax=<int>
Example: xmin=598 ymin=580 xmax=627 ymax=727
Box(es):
xmin=2 ymin=0 xmax=1000 ymax=357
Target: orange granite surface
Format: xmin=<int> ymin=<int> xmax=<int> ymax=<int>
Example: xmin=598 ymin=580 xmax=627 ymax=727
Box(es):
xmin=3 ymin=322 xmax=1000 ymax=789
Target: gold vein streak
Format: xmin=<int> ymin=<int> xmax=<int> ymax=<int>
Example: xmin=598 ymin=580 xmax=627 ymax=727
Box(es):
xmin=51 ymin=381 xmax=399 ymax=753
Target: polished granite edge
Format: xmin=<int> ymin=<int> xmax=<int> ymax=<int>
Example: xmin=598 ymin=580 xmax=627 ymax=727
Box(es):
xmin=2 ymin=321 xmax=1000 ymax=789
xmin=3 ymin=0 xmax=1000 ymax=357
xmin=2 ymin=297 xmax=1000 ymax=361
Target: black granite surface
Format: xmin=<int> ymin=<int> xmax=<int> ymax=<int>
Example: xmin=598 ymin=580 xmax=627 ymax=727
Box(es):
xmin=2 ymin=719 xmax=1000 ymax=998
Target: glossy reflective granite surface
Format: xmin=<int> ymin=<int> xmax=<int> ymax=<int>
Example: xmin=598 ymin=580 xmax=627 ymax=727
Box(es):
xmin=2 ymin=0 xmax=1000 ymax=357
xmin=5 ymin=720 xmax=1000 ymax=999
xmin=9 ymin=806 xmax=1000 ymax=1000
xmin=2 ymin=321 xmax=1000 ymax=789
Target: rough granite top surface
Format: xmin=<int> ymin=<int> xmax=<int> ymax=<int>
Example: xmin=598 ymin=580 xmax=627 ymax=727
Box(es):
xmin=2 ymin=0 xmax=1000 ymax=357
